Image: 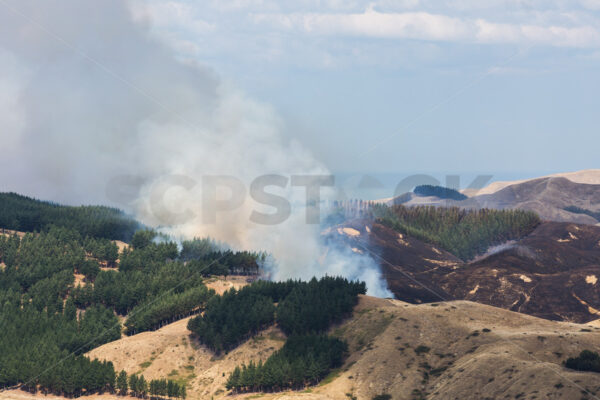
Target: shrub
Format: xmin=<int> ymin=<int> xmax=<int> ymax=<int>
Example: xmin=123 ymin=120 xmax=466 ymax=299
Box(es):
xmin=373 ymin=395 xmax=392 ymax=400
xmin=413 ymin=185 xmax=467 ymax=201
xmin=565 ymin=350 xmax=600 ymax=372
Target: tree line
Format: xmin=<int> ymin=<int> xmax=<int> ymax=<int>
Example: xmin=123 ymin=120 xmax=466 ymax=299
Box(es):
xmin=371 ymin=204 xmax=540 ymax=260
xmin=226 ymin=335 xmax=347 ymax=392
xmin=115 ymin=370 xmax=186 ymax=399
xmin=0 ymin=192 xmax=139 ymax=241
xmin=124 ymin=285 xmax=213 ymax=335
xmin=564 ymin=205 xmax=600 ymax=222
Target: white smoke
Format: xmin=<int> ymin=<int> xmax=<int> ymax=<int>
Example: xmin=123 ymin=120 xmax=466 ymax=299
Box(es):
xmin=0 ymin=0 xmax=391 ymax=297
xmin=472 ymin=240 xmax=537 ymax=263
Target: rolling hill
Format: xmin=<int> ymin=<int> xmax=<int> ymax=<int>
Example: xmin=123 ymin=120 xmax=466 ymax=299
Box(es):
xmin=4 ymin=294 xmax=600 ymax=400
xmin=462 ymin=169 xmax=600 ymax=196
xmin=464 ymin=177 xmax=600 ymax=224
xmin=390 ymin=170 xmax=600 ymax=225
xmin=4 ymin=187 xmax=600 ymax=399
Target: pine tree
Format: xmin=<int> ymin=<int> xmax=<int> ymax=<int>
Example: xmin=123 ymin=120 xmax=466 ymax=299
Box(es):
xmin=117 ymin=370 xmax=128 ymax=395
xmin=226 ymin=366 xmax=241 ymax=391
xmin=129 ymin=375 xmax=138 ymax=397
xmin=64 ymin=297 xmax=77 ymax=321
xmin=167 ymin=379 xmax=175 ymax=398
xmin=138 ymin=375 xmax=148 ymax=397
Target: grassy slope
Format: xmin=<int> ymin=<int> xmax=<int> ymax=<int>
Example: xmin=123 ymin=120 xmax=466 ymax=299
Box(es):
xmin=5 ymin=292 xmax=600 ymax=400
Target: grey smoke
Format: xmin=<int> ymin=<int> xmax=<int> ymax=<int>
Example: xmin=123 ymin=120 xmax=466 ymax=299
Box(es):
xmin=0 ymin=0 xmax=391 ymax=297
xmin=473 ymin=241 xmax=518 ymax=262
xmin=472 ymin=240 xmax=537 ymax=262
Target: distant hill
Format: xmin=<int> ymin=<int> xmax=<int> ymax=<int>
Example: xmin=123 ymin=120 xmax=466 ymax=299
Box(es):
xmin=388 ymin=175 xmax=600 ymax=225
xmin=0 ymin=192 xmax=140 ymax=241
xmin=467 ymin=177 xmax=600 ymax=224
xmin=462 ymin=169 xmax=600 ymax=196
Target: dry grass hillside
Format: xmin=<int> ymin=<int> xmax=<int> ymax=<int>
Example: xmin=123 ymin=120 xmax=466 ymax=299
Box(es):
xmin=5 ymin=294 xmax=600 ymax=400
xmin=86 ymin=317 xmax=287 ymax=399
xmin=462 ymin=169 xmax=600 ymax=197
xmin=388 ymin=171 xmax=600 ymax=225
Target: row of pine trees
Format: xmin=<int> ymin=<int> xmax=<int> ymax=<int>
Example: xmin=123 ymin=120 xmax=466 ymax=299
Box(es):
xmin=371 ymin=204 xmax=540 ymax=260
xmin=115 ymin=371 xmax=186 ymax=399
xmin=226 ymin=335 xmax=347 ymax=392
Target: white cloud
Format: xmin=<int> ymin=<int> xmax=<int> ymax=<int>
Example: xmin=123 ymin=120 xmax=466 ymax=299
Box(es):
xmin=580 ymin=0 xmax=600 ymax=10
xmin=475 ymin=19 xmax=600 ymax=47
xmin=125 ymin=0 xmax=600 ymax=74
xmin=253 ymin=9 xmax=470 ymax=41
xmin=252 ymin=8 xmax=600 ymax=48
xmin=131 ymin=1 xmax=215 ymax=34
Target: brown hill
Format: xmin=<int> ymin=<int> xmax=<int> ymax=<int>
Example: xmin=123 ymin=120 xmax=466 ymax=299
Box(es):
xmin=462 ymin=169 xmax=600 ymax=196
xmin=332 ymin=220 xmax=600 ymax=323
xmin=467 ymin=177 xmax=600 ymax=224
xmin=392 ymin=176 xmax=600 ymax=224
xmin=4 ymin=296 xmax=600 ymax=400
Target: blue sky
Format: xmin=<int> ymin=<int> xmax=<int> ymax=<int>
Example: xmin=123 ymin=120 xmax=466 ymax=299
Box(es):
xmin=131 ymin=0 xmax=600 ymax=178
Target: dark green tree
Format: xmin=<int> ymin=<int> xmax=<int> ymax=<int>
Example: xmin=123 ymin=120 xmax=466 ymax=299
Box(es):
xmin=117 ymin=370 xmax=128 ymax=395
xmin=131 ymin=230 xmax=157 ymax=250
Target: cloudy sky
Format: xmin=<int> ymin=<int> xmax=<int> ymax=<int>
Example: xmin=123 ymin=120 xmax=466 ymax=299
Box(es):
xmin=129 ymin=0 xmax=600 ymax=178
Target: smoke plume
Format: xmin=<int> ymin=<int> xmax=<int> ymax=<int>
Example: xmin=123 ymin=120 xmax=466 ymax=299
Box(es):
xmin=0 ymin=0 xmax=391 ymax=297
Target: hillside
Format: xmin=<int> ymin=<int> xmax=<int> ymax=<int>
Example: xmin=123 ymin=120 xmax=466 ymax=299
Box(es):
xmin=5 ymin=295 xmax=600 ymax=400
xmin=466 ymin=177 xmax=600 ymax=224
xmin=0 ymin=214 xmax=262 ymax=396
xmin=3 ymin=192 xmax=600 ymax=399
xmin=390 ymin=173 xmax=600 ymax=225
xmin=0 ymin=192 xmax=140 ymax=241
xmin=462 ymin=169 xmax=600 ymax=196
xmin=332 ymin=219 xmax=600 ymax=323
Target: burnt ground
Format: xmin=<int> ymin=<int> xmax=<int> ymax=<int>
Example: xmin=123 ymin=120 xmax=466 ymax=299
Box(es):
xmin=330 ymin=220 xmax=600 ymax=323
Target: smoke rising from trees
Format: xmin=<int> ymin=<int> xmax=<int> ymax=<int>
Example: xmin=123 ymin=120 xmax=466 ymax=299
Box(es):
xmin=0 ymin=0 xmax=391 ymax=297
